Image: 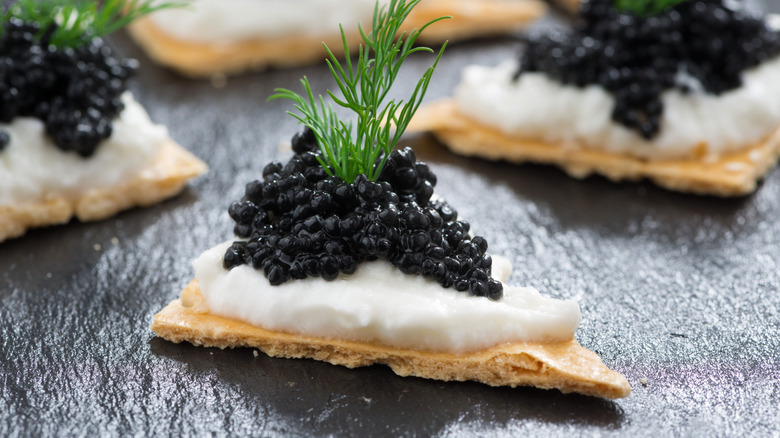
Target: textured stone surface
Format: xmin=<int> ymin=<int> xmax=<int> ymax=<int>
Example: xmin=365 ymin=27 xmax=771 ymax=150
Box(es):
xmin=2 ymin=3 xmax=779 ymax=436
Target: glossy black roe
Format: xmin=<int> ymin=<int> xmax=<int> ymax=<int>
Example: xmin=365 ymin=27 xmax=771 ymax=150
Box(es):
xmin=517 ymin=0 xmax=780 ymax=140
xmin=224 ymin=128 xmax=503 ymax=300
xmin=0 ymin=19 xmax=135 ymax=156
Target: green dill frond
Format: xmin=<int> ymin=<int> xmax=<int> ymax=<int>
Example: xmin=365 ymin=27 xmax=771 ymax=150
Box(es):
xmin=270 ymin=0 xmax=448 ymax=183
xmin=614 ymin=0 xmax=690 ymax=16
xmin=1 ymin=0 xmax=185 ymax=48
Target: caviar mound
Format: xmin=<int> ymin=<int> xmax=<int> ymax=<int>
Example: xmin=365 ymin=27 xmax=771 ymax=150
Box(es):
xmin=0 ymin=19 xmax=136 ymax=157
xmin=224 ymin=129 xmax=503 ymax=300
xmin=517 ymin=0 xmax=780 ymax=140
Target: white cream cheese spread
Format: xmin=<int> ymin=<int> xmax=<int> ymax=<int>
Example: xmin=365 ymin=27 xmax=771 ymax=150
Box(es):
xmin=0 ymin=93 xmax=168 ymax=206
xmin=193 ymin=241 xmax=581 ymax=354
xmin=150 ymin=0 xmax=378 ymax=43
xmin=454 ymin=57 xmax=780 ymax=160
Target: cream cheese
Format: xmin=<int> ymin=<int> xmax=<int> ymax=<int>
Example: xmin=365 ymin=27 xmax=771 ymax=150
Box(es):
xmin=150 ymin=0 xmax=378 ymax=43
xmin=0 ymin=93 xmax=168 ymax=206
xmin=194 ymin=241 xmax=581 ymax=354
xmin=454 ymin=57 xmax=780 ymax=160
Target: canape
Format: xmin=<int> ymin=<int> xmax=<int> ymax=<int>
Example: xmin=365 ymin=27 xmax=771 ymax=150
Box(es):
xmin=127 ymin=0 xmax=547 ymax=77
xmin=410 ymin=0 xmax=780 ymax=196
xmin=151 ymin=0 xmax=630 ymax=399
xmin=0 ymin=1 xmax=207 ymax=242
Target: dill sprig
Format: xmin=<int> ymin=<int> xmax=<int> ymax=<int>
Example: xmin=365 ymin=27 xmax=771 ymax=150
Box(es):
xmin=270 ymin=0 xmax=448 ymax=183
xmin=1 ymin=0 xmax=185 ymax=48
xmin=614 ymin=0 xmax=690 ymax=16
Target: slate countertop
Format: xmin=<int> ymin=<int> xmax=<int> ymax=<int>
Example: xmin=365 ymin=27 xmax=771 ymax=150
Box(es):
xmin=2 ymin=2 xmax=779 ymax=436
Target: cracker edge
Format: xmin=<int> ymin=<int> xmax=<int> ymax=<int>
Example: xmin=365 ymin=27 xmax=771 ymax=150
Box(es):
xmin=409 ymin=100 xmax=780 ymax=197
xmin=0 ymin=140 xmax=208 ymax=242
xmin=126 ymin=0 xmax=547 ymax=77
xmin=151 ymin=280 xmax=631 ymax=400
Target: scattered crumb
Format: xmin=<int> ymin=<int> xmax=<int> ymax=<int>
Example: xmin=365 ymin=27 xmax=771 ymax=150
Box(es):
xmin=210 ymin=73 xmax=227 ymax=88
xmin=641 ymin=378 xmax=647 ymax=386
xmin=361 ymin=397 xmax=372 ymax=404
xmin=46 ymin=272 xmax=52 ymax=279
xmin=210 ymin=352 xmax=213 ymax=355
xmin=93 ymin=243 xmax=101 ymax=251
xmin=288 ymin=381 xmax=297 ymax=388
xmin=110 ymin=237 xmax=119 ymax=246
xmin=253 ymin=350 xmax=259 ymax=357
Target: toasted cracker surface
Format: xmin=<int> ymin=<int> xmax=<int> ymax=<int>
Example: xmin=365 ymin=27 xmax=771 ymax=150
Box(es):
xmin=152 ymin=280 xmax=631 ymax=399
xmin=409 ymin=100 xmax=780 ymax=197
xmin=127 ymin=0 xmax=546 ymax=77
xmin=0 ymin=140 xmax=207 ymax=242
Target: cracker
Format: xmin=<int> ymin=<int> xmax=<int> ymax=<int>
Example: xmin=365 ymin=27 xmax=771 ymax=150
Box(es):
xmin=0 ymin=140 xmax=207 ymax=242
xmin=152 ymin=280 xmax=631 ymax=399
xmin=127 ymin=0 xmax=547 ymax=77
xmin=409 ymin=100 xmax=780 ymax=197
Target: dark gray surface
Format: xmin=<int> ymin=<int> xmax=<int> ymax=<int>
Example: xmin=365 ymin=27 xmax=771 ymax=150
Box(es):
xmin=2 ymin=5 xmax=780 ymax=437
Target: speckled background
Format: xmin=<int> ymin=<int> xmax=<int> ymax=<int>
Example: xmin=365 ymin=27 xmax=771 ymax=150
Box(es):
xmin=2 ymin=2 xmax=779 ymax=437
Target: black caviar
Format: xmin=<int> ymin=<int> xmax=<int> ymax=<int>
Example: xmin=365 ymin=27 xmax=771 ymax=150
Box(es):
xmin=224 ymin=128 xmax=504 ymax=300
xmin=517 ymin=0 xmax=780 ymax=139
xmin=0 ymin=18 xmax=135 ymax=156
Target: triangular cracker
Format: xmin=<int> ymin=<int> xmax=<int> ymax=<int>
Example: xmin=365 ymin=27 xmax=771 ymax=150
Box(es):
xmin=0 ymin=140 xmax=207 ymax=242
xmin=127 ymin=0 xmax=547 ymax=77
xmin=152 ymin=280 xmax=631 ymax=399
xmin=409 ymin=100 xmax=780 ymax=197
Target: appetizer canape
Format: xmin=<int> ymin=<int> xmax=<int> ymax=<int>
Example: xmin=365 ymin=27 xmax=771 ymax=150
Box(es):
xmin=0 ymin=0 xmax=207 ymax=242
xmin=127 ymin=0 xmax=547 ymax=77
xmin=151 ymin=0 xmax=629 ymax=399
xmin=411 ymin=0 xmax=780 ymax=196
